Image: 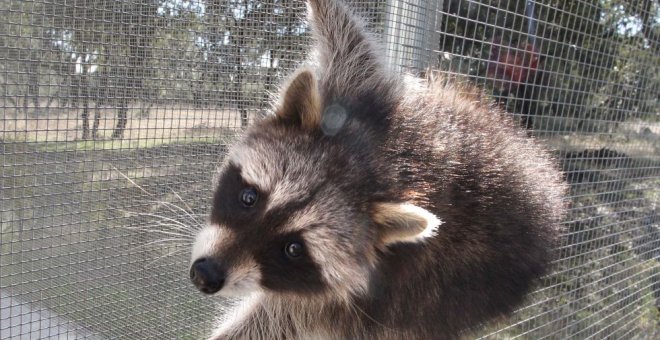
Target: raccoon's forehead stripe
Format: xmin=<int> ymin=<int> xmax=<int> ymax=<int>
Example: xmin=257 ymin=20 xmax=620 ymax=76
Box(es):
xmin=228 ymin=142 xmax=324 ymax=216
xmin=228 ymin=144 xmax=277 ymax=192
xmin=265 ymin=178 xmax=321 ymax=216
xmin=267 ymin=180 xmax=298 ymax=214
xmin=281 ymin=203 xmax=327 ymax=232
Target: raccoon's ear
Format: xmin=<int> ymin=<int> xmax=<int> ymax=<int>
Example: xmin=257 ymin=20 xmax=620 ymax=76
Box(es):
xmin=307 ymin=0 xmax=399 ymax=128
xmin=275 ymin=68 xmax=322 ymax=130
xmin=372 ymin=202 xmax=442 ymax=245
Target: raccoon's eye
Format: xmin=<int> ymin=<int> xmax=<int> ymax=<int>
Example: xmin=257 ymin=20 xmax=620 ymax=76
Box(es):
xmin=239 ymin=187 xmax=258 ymax=207
xmin=285 ymin=242 xmax=304 ymax=258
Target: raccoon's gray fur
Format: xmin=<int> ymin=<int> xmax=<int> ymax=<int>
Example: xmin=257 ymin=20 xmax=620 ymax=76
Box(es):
xmin=189 ymin=0 xmax=567 ymax=339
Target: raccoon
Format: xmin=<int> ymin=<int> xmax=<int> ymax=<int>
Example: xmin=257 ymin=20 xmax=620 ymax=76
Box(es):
xmin=189 ymin=0 xmax=567 ymax=339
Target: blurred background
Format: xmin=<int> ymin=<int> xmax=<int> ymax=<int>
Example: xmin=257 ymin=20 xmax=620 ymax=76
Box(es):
xmin=1 ymin=0 xmax=658 ymax=338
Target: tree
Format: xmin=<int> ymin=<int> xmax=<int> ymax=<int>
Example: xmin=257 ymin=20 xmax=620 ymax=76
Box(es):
xmin=438 ymin=0 xmax=659 ymax=131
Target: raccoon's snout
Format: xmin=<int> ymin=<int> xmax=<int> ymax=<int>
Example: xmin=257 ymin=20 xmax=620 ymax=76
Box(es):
xmin=190 ymin=257 xmax=226 ymax=294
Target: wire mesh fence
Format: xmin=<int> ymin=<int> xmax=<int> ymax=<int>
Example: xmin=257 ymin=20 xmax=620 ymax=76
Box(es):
xmin=0 ymin=0 xmax=658 ymax=338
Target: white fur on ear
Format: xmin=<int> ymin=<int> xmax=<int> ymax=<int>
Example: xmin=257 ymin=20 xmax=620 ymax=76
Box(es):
xmin=372 ymin=202 xmax=442 ymax=245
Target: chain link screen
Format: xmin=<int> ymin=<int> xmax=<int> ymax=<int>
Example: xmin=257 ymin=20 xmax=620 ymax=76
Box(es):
xmin=1 ymin=0 xmax=658 ymax=338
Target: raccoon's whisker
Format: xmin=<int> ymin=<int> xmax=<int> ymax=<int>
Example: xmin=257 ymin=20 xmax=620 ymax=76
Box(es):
xmin=154 ymin=219 xmax=197 ymax=231
xmin=264 ymin=299 xmax=286 ymax=338
xmin=111 ymin=167 xmax=202 ymax=227
xmin=137 ymin=243 xmax=191 ymax=254
xmin=275 ymin=302 xmax=289 ymax=337
xmin=132 ymin=228 xmax=194 ymax=239
xmin=145 ymin=199 xmax=202 ymax=227
xmin=124 ymin=223 xmax=196 ymax=240
xmin=137 ymin=221 xmax=195 ymax=232
xmin=110 ymin=165 xmax=153 ymax=196
xmin=168 ymin=188 xmax=202 ymax=225
xmin=128 ymin=239 xmax=190 ymax=254
xmin=140 ymin=238 xmax=192 ymax=248
xmin=257 ymin=299 xmax=272 ymax=338
xmin=144 ymin=247 xmax=190 ymax=267
xmin=137 ymin=221 xmax=197 ymax=236
xmin=121 ymin=210 xmax=194 ymax=230
xmin=259 ymin=303 xmax=282 ymax=337
xmin=343 ymin=298 xmax=361 ymax=328
xmin=125 ymin=222 xmax=194 ymax=233
xmin=348 ymin=299 xmax=401 ymax=333
xmin=144 ymin=199 xmax=191 ymax=218
xmin=256 ymin=300 xmax=270 ymax=337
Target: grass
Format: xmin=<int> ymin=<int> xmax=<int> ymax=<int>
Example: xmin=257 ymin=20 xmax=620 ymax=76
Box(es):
xmin=545 ymin=120 xmax=659 ymax=160
xmin=33 ymin=135 xmax=226 ymax=152
xmin=1 ymin=104 xmax=249 ymax=145
xmin=1 ymin=130 xmax=223 ymax=338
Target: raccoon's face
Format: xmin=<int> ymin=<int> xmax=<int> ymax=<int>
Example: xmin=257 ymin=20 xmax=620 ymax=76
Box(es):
xmin=191 ymin=128 xmax=377 ymax=300
xmin=189 ymin=69 xmax=441 ymax=302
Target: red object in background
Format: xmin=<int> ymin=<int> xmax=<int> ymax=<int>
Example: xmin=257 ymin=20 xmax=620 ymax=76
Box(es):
xmin=488 ymin=37 xmax=539 ymax=85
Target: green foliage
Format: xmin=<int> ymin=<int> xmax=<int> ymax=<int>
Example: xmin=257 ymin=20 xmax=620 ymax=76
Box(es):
xmin=437 ymin=0 xmax=659 ymax=131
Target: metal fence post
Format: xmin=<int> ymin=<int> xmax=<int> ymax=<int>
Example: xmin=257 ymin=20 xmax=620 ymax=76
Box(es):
xmin=384 ymin=0 xmax=441 ymax=74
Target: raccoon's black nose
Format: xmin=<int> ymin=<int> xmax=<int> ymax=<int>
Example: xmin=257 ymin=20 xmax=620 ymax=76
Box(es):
xmin=190 ymin=258 xmax=226 ymax=294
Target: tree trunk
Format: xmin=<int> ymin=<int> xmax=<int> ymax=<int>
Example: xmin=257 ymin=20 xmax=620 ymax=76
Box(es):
xmin=81 ymin=101 xmax=90 ymax=140
xmin=112 ymin=98 xmax=129 ymax=139
xmin=80 ymin=63 xmax=92 ymax=140
xmin=24 ymin=47 xmax=40 ymax=116
xmin=92 ymin=100 xmax=101 ymax=139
